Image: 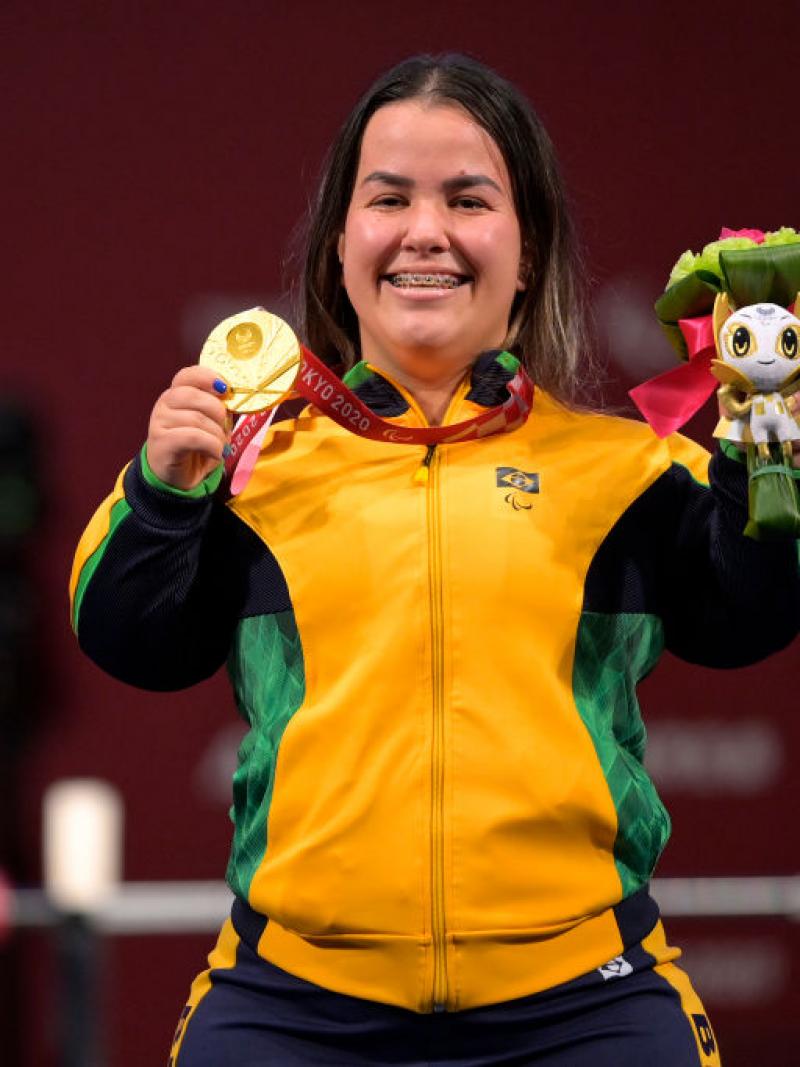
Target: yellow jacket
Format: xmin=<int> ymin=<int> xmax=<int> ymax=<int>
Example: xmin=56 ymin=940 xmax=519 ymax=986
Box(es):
xmin=70 ymin=354 xmax=800 ymax=1011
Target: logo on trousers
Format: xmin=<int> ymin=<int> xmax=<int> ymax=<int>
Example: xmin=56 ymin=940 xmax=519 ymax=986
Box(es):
xmin=598 ymin=955 xmax=633 ymax=980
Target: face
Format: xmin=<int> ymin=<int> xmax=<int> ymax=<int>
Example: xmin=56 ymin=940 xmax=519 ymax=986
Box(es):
xmin=337 ymin=101 xmax=525 ymax=380
xmin=719 ymin=303 xmax=800 ymax=389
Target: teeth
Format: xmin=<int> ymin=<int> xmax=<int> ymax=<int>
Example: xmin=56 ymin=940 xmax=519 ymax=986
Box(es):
xmin=389 ymin=273 xmax=463 ymax=289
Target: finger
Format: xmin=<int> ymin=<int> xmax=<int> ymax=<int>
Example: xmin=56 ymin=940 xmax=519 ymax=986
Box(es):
xmin=153 ymin=405 xmax=229 ymax=442
xmin=160 ymin=386 xmax=229 ymax=426
xmin=170 ymin=365 xmax=230 ymax=395
xmin=155 ymin=426 xmax=228 ymax=463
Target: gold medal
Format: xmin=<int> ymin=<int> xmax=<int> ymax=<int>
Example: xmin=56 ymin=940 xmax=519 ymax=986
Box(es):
xmin=198 ymin=308 xmax=301 ymax=413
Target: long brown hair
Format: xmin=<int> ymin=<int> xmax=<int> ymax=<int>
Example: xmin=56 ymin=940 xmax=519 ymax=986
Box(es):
xmin=299 ymin=54 xmax=590 ymax=404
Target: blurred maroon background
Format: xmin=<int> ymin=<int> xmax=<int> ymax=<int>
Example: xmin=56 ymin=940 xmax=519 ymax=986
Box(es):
xmin=3 ymin=2 xmax=798 ymax=1064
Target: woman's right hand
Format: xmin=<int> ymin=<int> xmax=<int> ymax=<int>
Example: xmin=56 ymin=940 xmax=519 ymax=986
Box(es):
xmin=146 ymin=366 xmax=230 ymax=491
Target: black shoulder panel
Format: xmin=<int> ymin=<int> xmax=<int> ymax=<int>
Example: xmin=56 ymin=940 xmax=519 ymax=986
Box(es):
xmin=582 ymin=466 xmax=684 ymax=615
xmin=77 ymin=458 xmax=291 ymax=690
xmin=219 ymin=508 xmax=292 ymax=620
xmin=583 ymin=454 xmax=799 ymax=667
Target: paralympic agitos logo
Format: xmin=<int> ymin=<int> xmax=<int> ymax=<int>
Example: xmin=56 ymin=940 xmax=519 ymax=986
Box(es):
xmin=495 ymin=467 xmax=539 ymax=511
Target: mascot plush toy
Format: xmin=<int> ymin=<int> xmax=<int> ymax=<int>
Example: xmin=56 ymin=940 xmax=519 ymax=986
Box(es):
xmin=630 ymin=227 xmax=800 ymax=539
xmin=712 ymin=294 xmax=800 ymax=460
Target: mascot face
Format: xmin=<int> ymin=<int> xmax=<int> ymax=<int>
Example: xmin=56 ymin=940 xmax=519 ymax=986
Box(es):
xmin=716 ymin=301 xmax=800 ymax=389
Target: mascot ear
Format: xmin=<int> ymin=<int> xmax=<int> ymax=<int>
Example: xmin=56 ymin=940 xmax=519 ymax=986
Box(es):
xmin=793 ymin=291 xmax=800 ymax=317
xmin=712 ymin=291 xmax=735 ymax=358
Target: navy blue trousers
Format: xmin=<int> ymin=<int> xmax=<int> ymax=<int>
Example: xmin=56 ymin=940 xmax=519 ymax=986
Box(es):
xmin=170 ymin=929 xmax=719 ymax=1066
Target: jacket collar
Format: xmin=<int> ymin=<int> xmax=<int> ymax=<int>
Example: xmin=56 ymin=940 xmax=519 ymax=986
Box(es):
xmin=342 ymin=350 xmax=520 ymax=418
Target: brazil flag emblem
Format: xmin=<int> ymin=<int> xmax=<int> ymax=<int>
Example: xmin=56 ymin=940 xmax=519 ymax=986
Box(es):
xmin=496 ymin=467 xmax=539 ymax=511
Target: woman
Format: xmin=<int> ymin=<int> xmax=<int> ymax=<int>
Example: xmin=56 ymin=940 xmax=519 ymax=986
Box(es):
xmin=70 ymin=55 xmax=799 ymax=1065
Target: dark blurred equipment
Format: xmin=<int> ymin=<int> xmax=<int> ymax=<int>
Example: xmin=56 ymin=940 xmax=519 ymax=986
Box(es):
xmin=58 ymin=913 xmax=102 ymax=1067
xmin=0 ymin=402 xmax=41 ymax=1066
xmin=0 ymin=402 xmax=41 ymax=741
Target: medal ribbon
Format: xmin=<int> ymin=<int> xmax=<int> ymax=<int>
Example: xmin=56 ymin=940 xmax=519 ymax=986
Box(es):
xmin=224 ymin=346 xmax=534 ymax=491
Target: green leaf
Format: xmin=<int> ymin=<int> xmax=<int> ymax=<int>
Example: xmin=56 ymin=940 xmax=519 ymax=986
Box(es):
xmin=654 ymin=273 xmax=722 ymax=359
xmin=720 ymin=245 xmax=800 ymax=307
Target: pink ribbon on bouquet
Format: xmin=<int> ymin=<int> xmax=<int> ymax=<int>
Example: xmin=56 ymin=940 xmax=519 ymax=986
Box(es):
xmin=630 ymin=228 xmax=775 ymax=437
xmin=629 ymin=316 xmax=718 ymax=438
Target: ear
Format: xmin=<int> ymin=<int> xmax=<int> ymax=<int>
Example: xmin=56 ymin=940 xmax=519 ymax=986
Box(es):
xmin=337 ymin=233 xmax=345 ymax=265
xmin=712 ymin=291 xmax=735 ymax=358
xmin=793 ymin=291 xmax=800 ymax=317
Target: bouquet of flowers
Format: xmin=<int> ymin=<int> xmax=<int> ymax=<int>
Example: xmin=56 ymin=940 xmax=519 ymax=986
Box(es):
xmin=631 ymin=228 xmax=800 ymax=540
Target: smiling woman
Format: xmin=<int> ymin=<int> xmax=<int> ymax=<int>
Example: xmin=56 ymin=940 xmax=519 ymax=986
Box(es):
xmin=303 ymin=54 xmax=588 ymax=410
xmin=69 ymin=53 xmax=799 ymax=1067
xmin=337 ymin=101 xmax=525 ymax=418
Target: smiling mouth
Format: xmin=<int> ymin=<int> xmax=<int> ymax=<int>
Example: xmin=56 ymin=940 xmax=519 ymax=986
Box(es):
xmin=383 ymin=273 xmax=470 ymax=289
xmin=757 ymin=359 xmax=776 ymax=364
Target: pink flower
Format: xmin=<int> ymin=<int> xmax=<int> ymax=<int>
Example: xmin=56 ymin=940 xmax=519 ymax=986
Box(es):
xmin=719 ymin=227 xmax=765 ymax=243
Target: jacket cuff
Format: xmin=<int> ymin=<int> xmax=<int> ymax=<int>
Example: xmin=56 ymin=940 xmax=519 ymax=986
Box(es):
xmin=124 ymin=450 xmax=220 ymax=530
xmin=719 ymin=439 xmax=747 ymax=463
xmin=140 ymin=445 xmax=224 ymax=497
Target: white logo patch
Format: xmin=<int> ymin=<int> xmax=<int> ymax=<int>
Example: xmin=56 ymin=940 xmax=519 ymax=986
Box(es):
xmin=598 ymin=955 xmax=633 ymax=980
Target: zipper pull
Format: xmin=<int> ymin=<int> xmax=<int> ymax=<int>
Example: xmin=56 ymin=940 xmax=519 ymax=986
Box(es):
xmin=414 ymin=444 xmax=436 ymax=486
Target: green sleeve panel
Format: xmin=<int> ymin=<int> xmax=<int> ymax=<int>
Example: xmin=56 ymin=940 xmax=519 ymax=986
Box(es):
xmin=71 ymin=497 xmax=132 ymax=632
xmin=225 ymin=611 xmax=306 ymax=900
xmin=572 ymin=611 xmax=670 ymax=896
xmin=140 ymin=444 xmax=224 ymax=498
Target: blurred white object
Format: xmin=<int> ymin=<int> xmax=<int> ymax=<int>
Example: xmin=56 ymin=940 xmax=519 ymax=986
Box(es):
xmin=10 ymin=875 xmax=800 ymax=934
xmin=43 ymin=779 xmax=124 ymax=914
xmin=646 ymin=718 xmax=782 ymax=794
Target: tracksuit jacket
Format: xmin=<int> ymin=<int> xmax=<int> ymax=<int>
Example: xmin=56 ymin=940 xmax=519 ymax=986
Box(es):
xmin=70 ymin=352 xmax=800 ymax=1013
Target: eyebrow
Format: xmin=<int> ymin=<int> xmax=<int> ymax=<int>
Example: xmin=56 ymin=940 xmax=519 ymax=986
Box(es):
xmin=360 ymin=171 xmax=504 ymax=194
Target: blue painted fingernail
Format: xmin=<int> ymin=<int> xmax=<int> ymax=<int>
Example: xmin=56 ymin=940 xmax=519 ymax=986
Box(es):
xmin=222 ymin=444 xmax=232 ymax=458
xmin=213 ymin=378 xmax=228 ymax=395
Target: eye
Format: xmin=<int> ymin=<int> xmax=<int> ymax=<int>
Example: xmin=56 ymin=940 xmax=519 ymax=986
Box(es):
xmin=370 ymin=194 xmax=406 ymax=208
xmin=452 ymin=196 xmax=486 ymax=210
xmin=726 ymin=324 xmax=753 ymax=358
xmin=778 ymin=325 xmax=799 ymax=359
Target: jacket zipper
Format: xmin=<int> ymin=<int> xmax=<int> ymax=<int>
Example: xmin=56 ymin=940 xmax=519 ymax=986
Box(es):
xmin=361 ymin=365 xmax=462 ymax=1009
xmin=425 ymin=444 xmax=448 ymax=1011
xmin=414 ymin=444 xmax=436 ymax=485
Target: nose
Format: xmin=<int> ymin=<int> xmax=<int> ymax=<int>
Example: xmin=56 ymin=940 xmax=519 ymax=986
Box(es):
xmin=400 ymin=200 xmax=450 ymax=254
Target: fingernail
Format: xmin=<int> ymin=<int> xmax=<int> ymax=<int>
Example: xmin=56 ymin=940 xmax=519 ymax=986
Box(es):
xmin=213 ymin=378 xmax=228 ymax=395
xmin=222 ymin=444 xmax=232 ymax=458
